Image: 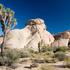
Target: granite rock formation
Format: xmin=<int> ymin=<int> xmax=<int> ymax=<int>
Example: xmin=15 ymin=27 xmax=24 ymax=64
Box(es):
xmin=52 ymin=31 xmax=70 ymax=47
xmin=5 ymin=18 xmax=54 ymax=51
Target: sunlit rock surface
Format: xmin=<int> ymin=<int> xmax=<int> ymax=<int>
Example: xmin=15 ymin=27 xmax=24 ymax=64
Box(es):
xmin=54 ymin=31 xmax=70 ymax=40
xmin=52 ymin=31 xmax=70 ymax=47
xmin=52 ymin=39 xmax=69 ymax=47
xmin=5 ymin=18 xmax=54 ymax=51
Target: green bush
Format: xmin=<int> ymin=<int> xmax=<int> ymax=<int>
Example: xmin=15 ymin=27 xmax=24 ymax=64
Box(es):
xmin=52 ymin=46 xmax=67 ymax=53
xmin=0 ymin=56 xmax=7 ymax=66
xmin=0 ymin=49 xmax=20 ymax=66
xmin=18 ymin=49 xmax=30 ymax=58
xmin=54 ymin=51 xmax=65 ymax=61
xmin=57 ymin=47 xmax=67 ymax=52
xmin=5 ymin=49 xmax=20 ymax=66
xmin=43 ymin=51 xmax=54 ymax=58
xmin=41 ymin=45 xmax=67 ymax=53
xmin=41 ymin=46 xmax=52 ymax=52
xmin=30 ymin=51 xmax=56 ymax=63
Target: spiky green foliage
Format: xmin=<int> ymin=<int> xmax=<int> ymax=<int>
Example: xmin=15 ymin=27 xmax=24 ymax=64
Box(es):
xmin=0 ymin=4 xmax=17 ymax=55
xmin=0 ymin=4 xmax=17 ymax=32
xmin=0 ymin=4 xmax=3 ymax=10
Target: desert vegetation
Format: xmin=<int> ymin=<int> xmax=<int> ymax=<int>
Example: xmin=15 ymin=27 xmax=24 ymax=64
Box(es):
xmin=0 ymin=4 xmax=17 ymax=55
xmin=0 ymin=45 xmax=70 ymax=70
xmin=0 ymin=3 xmax=70 ymax=70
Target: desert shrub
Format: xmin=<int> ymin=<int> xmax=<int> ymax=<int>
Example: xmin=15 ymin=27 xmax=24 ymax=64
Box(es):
xmin=64 ymin=56 xmax=70 ymax=68
xmin=4 ymin=49 xmax=20 ymax=66
xmin=30 ymin=51 xmax=56 ymax=63
xmin=18 ymin=49 xmax=30 ymax=58
xmin=38 ymin=40 xmax=52 ymax=53
xmin=43 ymin=51 xmax=54 ymax=58
xmin=41 ymin=45 xmax=67 ymax=53
xmin=0 ymin=56 xmax=7 ymax=66
xmin=52 ymin=46 xmax=67 ymax=53
xmin=0 ymin=49 xmax=20 ymax=66
xmin=43 ymin=54 xmax=56 ymax=63
xmin=31 ymin=52 xmax=55 ymax=63
xmin=54 ymin=51 xmax=65 ymax=61
xmin=57 ymin=47 xmax=67 ymax=52
xmin=52 ymin=47 xmax=59 ymax=53
xmin=30 ymin=53 xmax=45 ymax=63
xmin=38 ymin=64 xmax=55 ymax=70
xmin=41 ymin=46 xmax=52 ymax=52
xmin=28 ymin=48 xmax=38 ymax=54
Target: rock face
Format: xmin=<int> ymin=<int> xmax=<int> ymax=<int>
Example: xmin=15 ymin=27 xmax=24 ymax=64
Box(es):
xmin=5 ymin=18 xmax=54 ymax=51
xmin=54 ymin=31 xmax=70 ymax=40
xmin=52 ymin=39 xmax=69 ymax=47
xmin=52 ymin=31 xmax=70 ymax=47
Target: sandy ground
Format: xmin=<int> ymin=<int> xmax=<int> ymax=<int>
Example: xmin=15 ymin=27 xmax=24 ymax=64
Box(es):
xmin=0 ymin=60 xmax=70 ymax=70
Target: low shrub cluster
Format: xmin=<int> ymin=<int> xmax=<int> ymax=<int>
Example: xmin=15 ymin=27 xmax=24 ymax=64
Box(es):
xmin=0 ymin=48 xmax=31 ymax=66
xmin=0 ymin=49 xmax=20 ymax=66
xmin=0 ymin=45 xmax=68 ymax=68
xmin=40 ymin=45 xmax=52 ymax=52
xmin=29 ymin=45 xmax=68 ymax=63
xmin=52 ymin=46 xmax=68 ymax=53
xmin=18 ymin=49 xmax=30 ymax=58
xmin=54 ymin=51 xmax=65 ymax=61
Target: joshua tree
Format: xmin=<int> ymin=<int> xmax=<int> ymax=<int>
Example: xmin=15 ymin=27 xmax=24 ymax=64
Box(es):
xmin=0 ymin=4 xmax=17 ymax=55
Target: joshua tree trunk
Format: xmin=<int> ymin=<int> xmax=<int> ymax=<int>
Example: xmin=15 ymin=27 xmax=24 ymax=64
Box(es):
xmin=38 ymin=41 xmax=41 ymax=53
xmin=0 ymin=4 xmax=17 ymax=56
xmin=1 ymin=28 xmax=7 ymax=56
xmin=37 ymin=27 xmax=43 ymax=53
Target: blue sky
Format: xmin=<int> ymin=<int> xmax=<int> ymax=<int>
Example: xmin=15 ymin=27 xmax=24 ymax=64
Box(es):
xmin=0 ymin=0 xmax=70 ymax=35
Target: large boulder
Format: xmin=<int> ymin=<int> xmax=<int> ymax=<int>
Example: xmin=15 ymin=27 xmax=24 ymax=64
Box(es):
xmin=5 ymin=18 xmax=54 ymax=51
xmin=54 ymin=31 xmax=70 ymax=40
xmin=51 ymin=39 xmax=69 ymax=47
xmin=52 ymin=31 xmax=70 ymax=47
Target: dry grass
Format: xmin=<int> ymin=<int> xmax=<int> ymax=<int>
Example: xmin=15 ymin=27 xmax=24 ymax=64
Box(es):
xmin=38 ymin=64 xmax=55 ymax=70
